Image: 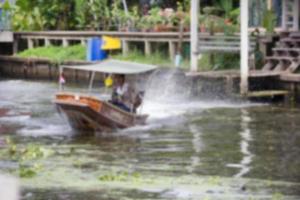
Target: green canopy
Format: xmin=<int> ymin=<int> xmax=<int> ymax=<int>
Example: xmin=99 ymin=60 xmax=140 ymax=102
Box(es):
xmin=61 ymin=59 xmax=157 ymax=74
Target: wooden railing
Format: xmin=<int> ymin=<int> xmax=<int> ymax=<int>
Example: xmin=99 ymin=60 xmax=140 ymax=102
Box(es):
xmin=13 ymin=31 xmax=258 ymax=59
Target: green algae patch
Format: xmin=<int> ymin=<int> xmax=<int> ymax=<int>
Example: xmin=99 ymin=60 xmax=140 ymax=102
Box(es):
xmin=1 ymin=139 xmax=300 ymax=199
xmin=0 ymin=138 xmax=54 ymax=178
xmin=17 ymin=45 xmax=86 ymax=63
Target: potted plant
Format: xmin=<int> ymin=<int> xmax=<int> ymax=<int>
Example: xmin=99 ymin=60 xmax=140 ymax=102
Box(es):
xmin=137 ymin=15 xmax=151 ymax=32
xmin=147 ymin=7 xmax=165 ymax=32
xmin=182 ymin=14 xmax=190 ymax=32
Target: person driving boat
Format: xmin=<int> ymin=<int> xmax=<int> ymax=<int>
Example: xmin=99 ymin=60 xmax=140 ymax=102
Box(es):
xmin=110 ymin=74 xmax=142 ymax=113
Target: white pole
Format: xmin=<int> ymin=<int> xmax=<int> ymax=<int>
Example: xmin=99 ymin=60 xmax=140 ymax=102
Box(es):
xmin=190 ymin=0 xmax=199 ymax=72
xmin=88 ymin=71 xmax=95 ymax=94
xmin=59 ymin=66 xmax=63 ymax=91
xmin=240 ymin=0 xmax=249 ymax=95
xmin=122 ymin=0 xmax=129 ymax=15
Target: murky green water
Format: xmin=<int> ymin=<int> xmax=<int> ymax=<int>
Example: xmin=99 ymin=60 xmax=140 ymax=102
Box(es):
xmin=0 ymin=80 xmax=300 ymax=200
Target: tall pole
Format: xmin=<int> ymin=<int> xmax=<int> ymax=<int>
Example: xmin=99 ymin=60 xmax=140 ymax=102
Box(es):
xmin=190 ymin=0 xmax=199 ymax=72
xmin=267 ymin=0 xmax=272 ymax=10
xmin=240 ymin=0 xmax=249 ymax=95
xmin=122 ymin=0 xmax=129 ymax=15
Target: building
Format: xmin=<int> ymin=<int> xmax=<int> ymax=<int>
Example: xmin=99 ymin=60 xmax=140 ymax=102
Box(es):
xmin=190 ymin=0 xmax=300 ymax=94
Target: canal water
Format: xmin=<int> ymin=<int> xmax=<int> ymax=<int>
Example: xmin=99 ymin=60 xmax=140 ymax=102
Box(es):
xmin=0 ymin=80 xmax=299 ymax=200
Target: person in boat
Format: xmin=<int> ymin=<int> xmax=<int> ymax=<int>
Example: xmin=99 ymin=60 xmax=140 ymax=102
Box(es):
xmin=110 ymin=74 xmax=142 ymax=113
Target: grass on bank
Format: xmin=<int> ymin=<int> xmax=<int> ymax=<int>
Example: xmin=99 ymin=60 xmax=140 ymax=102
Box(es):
xmin=111 ymin=49 xmax=190 ymax=68
xmin=17 ymin=45 xmax=86 ymax=63
xmin=17 ymin=45 xmax=240 ymax=71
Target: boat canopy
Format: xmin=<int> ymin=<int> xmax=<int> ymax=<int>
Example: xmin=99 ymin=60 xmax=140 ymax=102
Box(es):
xmin=61 ymin=59 xmax=157 ymax=74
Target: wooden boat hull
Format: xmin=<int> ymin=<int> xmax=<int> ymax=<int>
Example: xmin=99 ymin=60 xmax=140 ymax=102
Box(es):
xmin=54 ymin=93 xmax=148 ymax=132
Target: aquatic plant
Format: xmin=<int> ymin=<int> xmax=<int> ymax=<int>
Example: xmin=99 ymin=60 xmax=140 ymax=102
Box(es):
xmin=272 ymin=192 xmax=284 ymax=200
xmin=19 ymin=163 xmax=43 ymax=178
xmin=4 ymin=137 xmax=53 ymax=178
xmin=98 ymin=171 xmax=141 ymax=182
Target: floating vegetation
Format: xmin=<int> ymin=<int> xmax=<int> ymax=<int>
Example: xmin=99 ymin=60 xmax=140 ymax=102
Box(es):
xmin=19 ymin=163 xmax=43 ymax=178
xmin=272 ymin=192 xmax=284 ymax=200
xmin=98 ymin=171 xmax=141 ymax=182
xmin=3 ymin=137 xmax=54 ymax=179
xmin=207 ymin=176 xmax=221 ymax=186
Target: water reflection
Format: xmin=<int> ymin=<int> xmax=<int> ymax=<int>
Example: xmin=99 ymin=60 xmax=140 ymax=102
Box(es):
xmin=227 ymin=109 xmax=253 ymax=178
xmin=186 ymin=124 xmax=203 ymax=173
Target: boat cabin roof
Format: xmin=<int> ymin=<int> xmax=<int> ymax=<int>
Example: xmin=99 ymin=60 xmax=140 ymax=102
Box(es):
xmin=61 ymin=59 xmax=157 ymax=74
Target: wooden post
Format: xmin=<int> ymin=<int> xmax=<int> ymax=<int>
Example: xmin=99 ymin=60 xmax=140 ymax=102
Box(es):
xmin=225 ymin=76 xmax=234 ymax=97
xmin=282 ymin=0 xmax=287 ymax=30
xmin=240 ymin=0 xmax=249 ymax=95
xmin=122 ymin=40 xmax=129 ymax=56
xmin=27 ymin=38 xmax=34 ymax=49
xmin=45 ymin=38 xmax=51 ymax=46
xmin=48 ymin=63 xmax=52 ymax=80
xmin=293 ymin=0 xmax=299 ymax=31
xmin=145 ymin=40 xmax=151 ymax=56
xmin=13 ymin=39 xmax=18 ymax=55
xmin=62 ymin=38 xmax=69 ymax=47
xmin=81 ymin=39 xmax=86 ymax=46
xmin=168 ymin=41 xmax=176 ymax=61
xmin=190 ymin=0 xmax=199 ymax=72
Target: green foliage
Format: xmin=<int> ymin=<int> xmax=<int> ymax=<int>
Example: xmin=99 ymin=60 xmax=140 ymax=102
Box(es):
xmin=203 ymin=6 xmax=223 ymax=16
xmin=218 ymin=0 xmax=233 ymax=19
xmin=12 ymin=0 xmax=77 ymax=31
xmin=111 ymin=1 xmax=141 ymax=31
xmin=229 ymin=8 xmax=240 ymax=24
xmin=263 ymin=10 xmax=276 ymax=33
xmin=0 ymin=0 xmax=13 ymax=30
xmin=75 ymin=0 xmax=110 ymax=30
xmin=17 ymin=45 xmax=86 ymax=63
xmin=199 ymin=53 xmax=240 ymax=71
xmin=148 ymin=7 xmax=164 ymax=25
xmin=112 ymin=49 xmax=171 ymax=66
xmin=0 ymin=0 xmax=11 ymax=11
xmin=11 ymin=0 xmax=194 ymax=31
xmin=12 ymin=5 xmax=46 ymax=31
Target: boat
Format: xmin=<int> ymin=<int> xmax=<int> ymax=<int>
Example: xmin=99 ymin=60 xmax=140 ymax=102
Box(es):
xmin=54 ymin=59 xmax=157 ymax=132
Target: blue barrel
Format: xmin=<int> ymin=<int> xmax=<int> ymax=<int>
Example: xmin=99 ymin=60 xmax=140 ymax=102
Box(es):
xmin=86 ymin=37 xmax=107 ymax=61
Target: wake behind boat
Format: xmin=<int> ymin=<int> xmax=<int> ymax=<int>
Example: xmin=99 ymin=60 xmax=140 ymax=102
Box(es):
xmin=54 ymin=60 xmax=157 ymax=132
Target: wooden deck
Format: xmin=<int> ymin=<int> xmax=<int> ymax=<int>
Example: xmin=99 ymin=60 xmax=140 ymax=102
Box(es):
xmin=280 ymin=73 xmax=300 ymax=82
xmin=246 ymin=90 xmax=289 ymax=98
xmin=186 ymin=70 xmax=282 ymax=79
